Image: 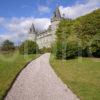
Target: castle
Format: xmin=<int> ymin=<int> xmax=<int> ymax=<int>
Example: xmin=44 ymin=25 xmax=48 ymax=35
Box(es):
xmin=29 ymin=7 xmax=63 ymax=49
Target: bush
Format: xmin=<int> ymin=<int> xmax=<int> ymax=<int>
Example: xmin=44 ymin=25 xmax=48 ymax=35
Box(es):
xmin=1 ymin=40 xmax=15 ymax=52
xmin=89 ymin=37 xmax=100 ymax=57
xmin=39 ymin=47 xmax=51 ymax=54
xmin=55 ymin=41 xmax=63 ymax=59
xmin=65 ymin=41 xmax=78 ymax=59
xmin=54 ymin=40 xmax=78 ymax=59
xmin=19 ymin=40 xmax=39 ymax=54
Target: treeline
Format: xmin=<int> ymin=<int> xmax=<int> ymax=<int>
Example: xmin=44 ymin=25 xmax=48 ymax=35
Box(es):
xmin=53 ymin=9 xmax=100 ymax=59
xmin=0 ymin=40 xmax=39 ymax=54
xmin=0 ymin=39 xmax=52 ymax=54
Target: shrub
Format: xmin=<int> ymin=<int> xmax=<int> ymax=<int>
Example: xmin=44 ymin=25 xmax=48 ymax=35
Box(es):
xmin=89 ymin=37 xmax=100 ymax=57
xmin=19 ymin=40 xmax=39 ymax=54
xmin=1 ymin=40 xmax=15 ymax=52
xmin=39 ymin=47 xmax=51 ymax=54
xmin=65 ymin=41 xmax=78 ymax=59
xmin=53 ymin=40 xmax=78 ymax=59
xmin=55 ymin=41 xmax=63 ymax=59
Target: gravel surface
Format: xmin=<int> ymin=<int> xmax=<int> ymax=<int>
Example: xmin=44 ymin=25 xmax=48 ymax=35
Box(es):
xmin=5 ymin=53 xmax=79 ymax=100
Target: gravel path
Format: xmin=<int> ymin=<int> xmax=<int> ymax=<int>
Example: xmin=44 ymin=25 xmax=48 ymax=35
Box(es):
xmin=5 ymin=53 xmax=79 ymax=100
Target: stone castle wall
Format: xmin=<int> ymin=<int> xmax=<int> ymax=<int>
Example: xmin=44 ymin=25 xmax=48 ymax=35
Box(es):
xmin=29 ymin=7 xmax=62 ymax=49
xmin=36 ymin=20 xmax=60 ymax=49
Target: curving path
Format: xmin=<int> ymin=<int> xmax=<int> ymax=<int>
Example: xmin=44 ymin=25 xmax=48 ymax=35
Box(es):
xmin=5 ymin=53 xmax=79 ymax=100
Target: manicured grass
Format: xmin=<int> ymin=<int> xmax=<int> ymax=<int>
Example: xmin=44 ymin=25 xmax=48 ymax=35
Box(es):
xmin=50 ymin=55 xmax=100 ymax=100
xmin=0 ymin=51 xmax=40 ymax=100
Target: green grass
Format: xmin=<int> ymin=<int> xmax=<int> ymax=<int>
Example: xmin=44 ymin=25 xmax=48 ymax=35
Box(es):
xmin=50 ymin=55 xmax=100 ymax=100
xmin=0 ymin=51 xmax=40 ymax=100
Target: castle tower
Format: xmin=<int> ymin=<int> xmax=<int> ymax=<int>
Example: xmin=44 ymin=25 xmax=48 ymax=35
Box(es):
xmin=29 ymin=24 xmax=37 ymax=41
xmin=50 ymin=6 xmax=62 ymax=31
xmin=29 ymin=6 xmax=63 ymax=49
xmin=51 ymin=6 xmax=62 ymax=22
xmin=29 ymin=24 xmax=36 ymax=34
xmin=47 ymin=6 xmax=62 ymax=44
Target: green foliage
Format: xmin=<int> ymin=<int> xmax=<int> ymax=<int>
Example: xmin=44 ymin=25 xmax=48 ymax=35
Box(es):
xmin=56 ymin=19 xmax=72 ymax=40
xmin=54 ymin=9 xmax=100 ymax=59
xmin=89 ymin=33 xmax=100 ymax=57
xmin=19 ymin=40 xmax=39 ymax=54
xmin=39 ymin=47 xmax=51 ymax=54
xmin=54 ymin=19 xmax=76 ymax=59
xmin=65 ymin=41 xmax=78 ymax=59
xmin=1 ymin=40 xmax=15 ymax=52
xmin=55 ymin=41 xmax=63 ymax=59
xmin=54 ymin=40 xmax=78 ymax=59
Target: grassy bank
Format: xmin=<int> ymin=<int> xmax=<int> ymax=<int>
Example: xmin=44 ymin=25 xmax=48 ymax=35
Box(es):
xmin=50 ymin=55 xmax=100 ymax=100
xmin=0 ymin=51 xmax=40 ymax=100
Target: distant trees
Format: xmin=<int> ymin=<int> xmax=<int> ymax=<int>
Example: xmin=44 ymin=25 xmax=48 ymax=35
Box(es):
xmin=0 ymin=40 xmax=39 ymax=55
xmin=19 ymin=40 xmax=39 ymax=54
xmin=53 ymin=9 xmax=100 ymax=59
xmin=1 ymin=40 xmax=15 ymax=52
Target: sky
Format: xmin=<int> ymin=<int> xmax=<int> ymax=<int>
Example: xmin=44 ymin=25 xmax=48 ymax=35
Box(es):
xmin=0 ymin=0 xmax=100 ymax=44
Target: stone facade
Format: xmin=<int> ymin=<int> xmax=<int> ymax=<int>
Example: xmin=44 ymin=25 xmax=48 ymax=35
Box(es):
xmin=29 ymin=7 xmax=62 ymax=49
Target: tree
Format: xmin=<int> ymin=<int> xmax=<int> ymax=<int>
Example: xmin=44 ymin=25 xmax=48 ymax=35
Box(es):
xmin=89 ymin=33 xmax=100 ymax=57
xmin=19 ymin=40 xmax=39 ymax=54
xmin=55 ymin=19 xmax=76 ymax=59
xmin=53 ymin=9 xmax=100 ymax=59
xmin=73 ymin=9 xmax=100 ymax=57
xmin=1 ymin=40 xmax=15 ymax=51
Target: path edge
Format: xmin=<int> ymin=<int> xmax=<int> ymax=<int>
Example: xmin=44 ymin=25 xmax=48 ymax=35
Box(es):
xmin=2 ymin=55 xmax=41 ymax=100
xmin=49 ymin=54 xmax=80 ymax=100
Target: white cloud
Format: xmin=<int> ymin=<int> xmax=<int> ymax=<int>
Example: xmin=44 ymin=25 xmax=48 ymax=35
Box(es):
xmin=0 ymin=17 xmax=5 ymax=26
xmin=60 ymin=0 xmax=100 ymax=19
xmin=33 ymin=18 xmax=51 ymax=32
xmin=38 ymin=5 xmax=50 ymax=13
xmin=0 ymin=17 xmax=51 ymax=44
xmin=0 ymin=0 xmax=99 ymax=44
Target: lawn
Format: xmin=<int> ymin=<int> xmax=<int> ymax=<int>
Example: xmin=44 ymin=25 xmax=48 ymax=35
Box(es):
xmin=50 ymin=55 xmax=100 ymax=100
xmin=0 ymin=51 xmax=40 ymax=100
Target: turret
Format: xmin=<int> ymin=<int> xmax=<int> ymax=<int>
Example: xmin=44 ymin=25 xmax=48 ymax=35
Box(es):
xmin=51 ymin=6 xmax=62 ymax=22
xmin=29 ymin=24 xmax=36 ymax=34
xmin=29 ymin=24 xmax=37 ymax=41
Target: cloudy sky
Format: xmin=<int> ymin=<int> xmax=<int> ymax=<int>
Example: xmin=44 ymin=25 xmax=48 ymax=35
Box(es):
xmin=0 ymin=0 xmax=100 ymax=44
